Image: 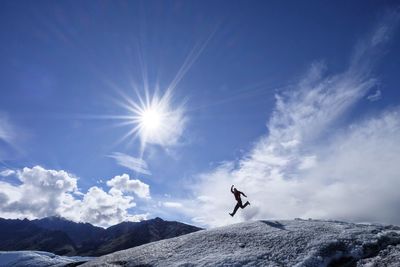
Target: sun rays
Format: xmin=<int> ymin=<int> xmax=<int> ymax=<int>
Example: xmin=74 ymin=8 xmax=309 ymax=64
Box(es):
xmin=78 ymin=27 xmax=218 ymax=155
xmin=104 ymin=31 xmax=216 ymax=153
xmin=113 ymin=87 xmax=187 ymax=153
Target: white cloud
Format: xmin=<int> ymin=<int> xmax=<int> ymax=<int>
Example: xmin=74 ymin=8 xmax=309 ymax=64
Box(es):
xmin=0 ymin=192 xmax=8 ymax=206
xmin=367 ymin=89 xmax=382 ymax=102
xmin=0 ymin=166 xmax=151 ymax=227
xmin=0 ymin=169 xmax=16 ymax=177
xmin=108 ymin=152 xmax=151 ymax=175
xmin=58 ymin=186 xmax=149 ymax=227
xmin=298 ymin=155 xmax=317 ymax=170
xmin=0 ymin=166 xmax=78 ymax=219
xmin=163 ymin=201 xmax=183 ymax=208
xmin=78 ymin=186 xmax=136 ymax=227
xmin=299 ymin=110 xmax=400 ymax=223
xmin=106 ymin=174 xmax=150 ymax=199
xmin=182 ymin=13 xmax=400 ymax=227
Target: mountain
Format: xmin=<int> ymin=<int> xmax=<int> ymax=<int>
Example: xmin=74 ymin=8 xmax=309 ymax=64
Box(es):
xmin=0 ymin=218 xmax=77 ymax=255
xmin=0 ymin=216 xmax=202 ymax=257
xmin=81 ymin=219 xmax=400 ymax=267
xmin=33 ymin=216 xmax=104 ymax=246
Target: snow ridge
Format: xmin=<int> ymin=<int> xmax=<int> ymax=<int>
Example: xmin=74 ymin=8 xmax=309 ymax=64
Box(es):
xmin=82 ymin=219 xmax=400 ymax=267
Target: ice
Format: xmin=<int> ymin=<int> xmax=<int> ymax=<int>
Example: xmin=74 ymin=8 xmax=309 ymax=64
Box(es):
xmin=357 ymin=244 xmax=400 ymax=266
xmin=81 ymin=219 xmax=400 ymax=267
xmin=0 ymin=251 xmax=93 ymax=267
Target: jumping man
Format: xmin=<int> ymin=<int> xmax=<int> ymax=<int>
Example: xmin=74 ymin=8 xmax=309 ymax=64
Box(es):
xmin=229 ymin=185 xmax=250 ymax=217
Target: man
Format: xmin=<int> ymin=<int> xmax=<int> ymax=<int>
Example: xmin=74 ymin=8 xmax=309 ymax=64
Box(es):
xmin=229 ymin=185 xmax=250 ymax=217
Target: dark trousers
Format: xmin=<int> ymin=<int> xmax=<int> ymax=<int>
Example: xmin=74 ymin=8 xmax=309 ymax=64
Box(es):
xmin=231 ymin=200 xmax=250 ymax=216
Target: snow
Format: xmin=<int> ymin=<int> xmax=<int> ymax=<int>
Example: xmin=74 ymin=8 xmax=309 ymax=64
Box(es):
xmin=81 ymin=219 xmax=400 ymax=267
xmin=0 ymin=251 xmax=93 ymax=267
xmin=357 ymin=244 xmax=400 ymax=266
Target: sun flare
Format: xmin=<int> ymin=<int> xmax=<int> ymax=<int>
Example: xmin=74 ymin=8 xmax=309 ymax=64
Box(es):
xmin=140 ymin=108 xmax=162 ymax=132
xmin=112 ymin=88 xmax=186 ymax=150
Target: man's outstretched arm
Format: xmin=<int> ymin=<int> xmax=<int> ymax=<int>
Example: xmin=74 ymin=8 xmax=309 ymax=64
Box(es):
xmin=240 ymin=191 xmax=247 ymax=197
xmin=231 ymin=185 xmax=234 ymax=193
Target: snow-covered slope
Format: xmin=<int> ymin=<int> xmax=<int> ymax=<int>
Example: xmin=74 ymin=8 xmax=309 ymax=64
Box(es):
xmin=82 ymin=219 xmax=400 ymax=267
xmin=0 ymin=251 xmax=92 ymax=267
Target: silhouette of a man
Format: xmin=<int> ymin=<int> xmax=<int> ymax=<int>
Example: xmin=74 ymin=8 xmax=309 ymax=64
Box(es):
xmin=229 ymin=185 xmax=250 ymax=217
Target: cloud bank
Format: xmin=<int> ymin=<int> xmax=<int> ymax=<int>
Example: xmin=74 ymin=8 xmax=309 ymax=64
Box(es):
xmin=0 ymin=166 xmax=150 ymax=227
xmin=184 ymin=11 xmax=400 ymax=227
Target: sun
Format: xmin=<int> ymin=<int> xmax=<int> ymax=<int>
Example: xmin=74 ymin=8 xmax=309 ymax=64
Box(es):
xmin=140 ymin=108 xmax=162 ymax=132
xmin=111 ymin=88 xmax=186 ymax=151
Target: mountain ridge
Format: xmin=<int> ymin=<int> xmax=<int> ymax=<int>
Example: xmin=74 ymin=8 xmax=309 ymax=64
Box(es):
xmin=0 ymin=216 xmax=202 ymax=257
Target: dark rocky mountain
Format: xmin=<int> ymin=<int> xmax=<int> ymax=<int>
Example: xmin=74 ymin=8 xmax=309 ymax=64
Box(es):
xmin=0 ymin=216 xmax=202 ymax=257
xmin=0 ymin=218 xmax=77 ymax=255
xmin=33 ymin=216 xmax=104 ymax=246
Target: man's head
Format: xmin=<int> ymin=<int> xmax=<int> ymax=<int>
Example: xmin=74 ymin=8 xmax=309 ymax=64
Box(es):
xmin=233 ymin=188 xmax=238 ymax=193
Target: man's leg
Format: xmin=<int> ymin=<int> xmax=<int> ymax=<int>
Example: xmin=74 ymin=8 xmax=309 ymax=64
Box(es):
xmin=229 ymin=202 xmax=240 ymax=217
xmin=242 ymin=201 xmax=250 ymax=209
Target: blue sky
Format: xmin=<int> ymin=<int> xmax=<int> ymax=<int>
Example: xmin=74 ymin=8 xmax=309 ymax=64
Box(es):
xmin=1 ymin=1 xmax=400 ymax=227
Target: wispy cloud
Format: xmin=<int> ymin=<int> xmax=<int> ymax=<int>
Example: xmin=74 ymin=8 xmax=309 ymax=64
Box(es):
xmin=0 ymin=169 xmax=16 ymax=177
xmin=367 ymin=89 xmax=382 ymax=102
xmin=0 ymin=112 xmax=26 ymax=161
xmin=108 ymin=152 xmax=151 ymax=175
xmin=0 ymin=113 xmax=15 ymax=145
xmin=182 ymin=10 xmax=400 ymax=227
